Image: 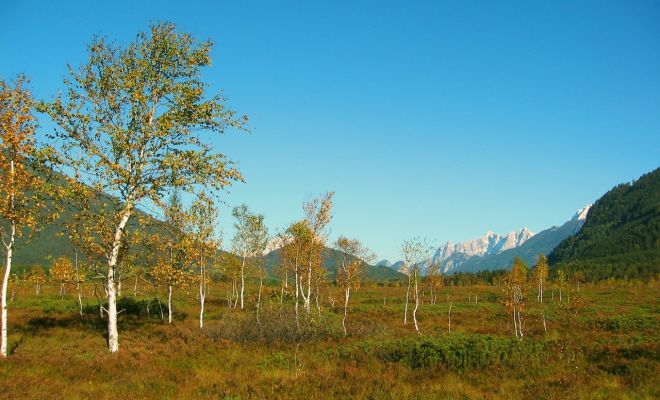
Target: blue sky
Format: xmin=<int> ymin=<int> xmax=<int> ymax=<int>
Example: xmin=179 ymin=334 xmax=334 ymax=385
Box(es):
xmin=1 ymin=0 xmax=659 ymax=261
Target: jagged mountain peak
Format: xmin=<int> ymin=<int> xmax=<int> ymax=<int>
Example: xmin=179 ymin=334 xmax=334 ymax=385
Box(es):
xmin=572 ymin=204 xmax=592 ymax=221
xmin=432 ymin=227 xmax=535 ymax=273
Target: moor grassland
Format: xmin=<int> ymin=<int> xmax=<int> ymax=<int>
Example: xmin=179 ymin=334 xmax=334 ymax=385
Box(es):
xmin=0 ymin=281 xmax=658 ymax=400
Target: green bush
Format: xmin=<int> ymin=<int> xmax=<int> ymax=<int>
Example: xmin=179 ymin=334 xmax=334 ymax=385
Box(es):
xmin=340 ymin=334 xmax=547 ymax=371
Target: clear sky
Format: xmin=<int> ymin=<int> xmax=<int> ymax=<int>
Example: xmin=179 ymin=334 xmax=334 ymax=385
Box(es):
xmin=1 ymin=0 xmax=659 ymax=261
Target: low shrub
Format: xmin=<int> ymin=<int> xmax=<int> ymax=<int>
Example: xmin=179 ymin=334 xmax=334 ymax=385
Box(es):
xmin=340 ymin=334 xmax=547 ymax=371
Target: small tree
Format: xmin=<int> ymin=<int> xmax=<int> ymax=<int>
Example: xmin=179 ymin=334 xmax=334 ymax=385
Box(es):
xmin=300 ymin=193 xmax=334 ymax=314
xmin=426 ymin=259 xmax=443 ymax=305
xmin=187 ymin=193 xmax=220 ymax=329
xmin=334 ymin=236 xmax=374 ymax=335
xmin=279 ymin=220 xmax=312 ymax=319
xmin=534 ymin=253 xmax=549 ymax=303
xmin=50 ymin=256 xmax=75 ymax=298
xmin=400 ymin=238 xmax=433 ymax=333
xmin=231 ymin=204 xmax=269 ymax=310
xmin=557 ymin=269 xmax=566 ymax=302
xmin=38 ymin=23 xmax=246 ymax=352
xmin=151 ymin=261 xmax=192 ymax=324
xmin=26 ymin=266 xmax=47 ymax=296
xmin=503 ymin=256 xmax=528 ymax=339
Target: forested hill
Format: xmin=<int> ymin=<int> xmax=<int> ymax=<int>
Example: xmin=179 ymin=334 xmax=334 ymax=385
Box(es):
xmin=549 ymin=167 xmax=660 ymax=280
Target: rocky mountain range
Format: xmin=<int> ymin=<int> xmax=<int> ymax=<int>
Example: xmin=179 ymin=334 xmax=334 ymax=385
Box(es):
xmin=381 ymin=205 xmax=591 ymax=274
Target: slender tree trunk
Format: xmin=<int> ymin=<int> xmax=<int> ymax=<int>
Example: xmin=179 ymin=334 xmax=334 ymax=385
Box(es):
xmin=542 ymin=311 xmax=547 ymax=332
xmin=305 ymin=265 xmax=312 ymax=313
xmin=448 ymin=300 xmax=453 ymax=333
xmin=294 ymin=268 xmax=299 ymax=323
xmin=403 ymin=274 xmax=411 ymax=325
xmin=75 ymin=249 xmax=83 ymax=317
xmin=168 ymin=284 xmax=173 ymax=324
xmin=1 ymin=222 xmax=15 ymax=358
xmin=133 ymin=276 xmax=138 ymax=297
xmin=256 ymin=276 xmax=263 ymax=323
xmin=106 ymin=207 xmax=132 ymax=353
xmin=199 ymin=259 xmax=206 ymax=329
xmin=513 ymin=307 xmax=518 ymax=338
xmin=342 ymin=287 xmax=350 ymax=335
xmin=413 ymin=271 xmax=420 ymax=333
xmin=240 ymin=256 xmax=245 ymax=310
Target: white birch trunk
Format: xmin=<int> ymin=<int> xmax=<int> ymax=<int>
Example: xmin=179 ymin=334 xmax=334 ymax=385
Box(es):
xmin=448 ymin=300 xmax=452 ymax=334
xmin=199 ymin=262 xmax=206 ymax=329
xmin=240 ymin=256 xmax=245 ymax=310
xmin=168 ymin=284 xmax=173 ymax=324
xmin=403 ymin=274 xmax=411 ymax=325
xmin=106 ymin=207 xmax=132 ymax=353
xmin=412 ymin=271 xmax=420 ymax=333
xmin=1 ymin=222 xmax=15 ymax=358
xmin=342 ymin=287 xmax=350 ymax=335
xmin=256 ymin=277 xmax=263 ymax=323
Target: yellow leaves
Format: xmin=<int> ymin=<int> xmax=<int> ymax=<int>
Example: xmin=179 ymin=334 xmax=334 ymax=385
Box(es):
xmin=0 ymin=76 xmax=55 ymax=238
xmin=151 ymin=261 xmax=193 ymax=288
xmin=50 ymin=256 xmax=77 ymax=283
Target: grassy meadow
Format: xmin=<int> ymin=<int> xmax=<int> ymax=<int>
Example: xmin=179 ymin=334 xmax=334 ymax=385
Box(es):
xmin=0 ymin=280 xmax=658 ymax=399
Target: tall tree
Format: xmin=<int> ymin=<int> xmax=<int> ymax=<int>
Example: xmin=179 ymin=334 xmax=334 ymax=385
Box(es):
xmin=38 ymin=23 xmax=246 ymax=352
xmin=231 ymin=204 xmax=269 ymax=310
xmin=400 ymin=238 xmax=433 ymax=333
xmin=333 ymin=236 xmax=373 ymax=335
xmin=0 ymin=76 xmax=56 ymax=358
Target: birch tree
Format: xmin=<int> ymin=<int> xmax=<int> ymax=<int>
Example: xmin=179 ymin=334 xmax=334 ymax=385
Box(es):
xmin=50 ymin=256 xmax=76 ymax=298
xmin=400 ymin=238 xmax=433 ymax=333
xmin=333 ymin=236 xmax=374 ymax=335
xmin=503 ymin=256 xmax=528 ymax=339
xmin=557 ymin=269 xmax=566 ymax=302
xmin=231 ymin=204 xmax=269 ymax=310
xmin=151 ymin=260 xmax=192 ymax=324
xmin=300 ymin=192 xmax=333 ymax=314
xmin=187 ymin=193 xmax=220 ymax=329
xmin=26 ymin=266 xmax=46 ymax=296
xmin=1 ymin=76 xmax=57 ymax=358
xmin=279 ymin=221 xmax=312 ymax=319
xmin=534 ymin=253 xmax=549 ymax=303
xmin=38 ymin=23 xmax=246 ymax=352
xmin=426 ymin=259 xmax=443 ymax=305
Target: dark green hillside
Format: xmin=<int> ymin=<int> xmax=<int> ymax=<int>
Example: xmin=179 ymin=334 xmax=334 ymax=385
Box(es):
xmin=549 ymin=167 xmax=660 ymax=280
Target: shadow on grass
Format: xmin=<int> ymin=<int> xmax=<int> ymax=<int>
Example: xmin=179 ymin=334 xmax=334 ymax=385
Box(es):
xmin=20 ymin=297 xmax=182 ymax=342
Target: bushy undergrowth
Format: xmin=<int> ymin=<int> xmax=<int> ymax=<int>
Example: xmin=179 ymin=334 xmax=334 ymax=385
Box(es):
xmin=595 ymin=312 xmax=659 ymax=332
xmin=207 ymin=305 xmax=342 ymax=344
xmin=340 ymin=334 xmax=547 ymax=371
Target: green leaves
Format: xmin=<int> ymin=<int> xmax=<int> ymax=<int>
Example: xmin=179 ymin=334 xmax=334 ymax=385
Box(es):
xmin=39 ymin=21 xmax=247 ymax=206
